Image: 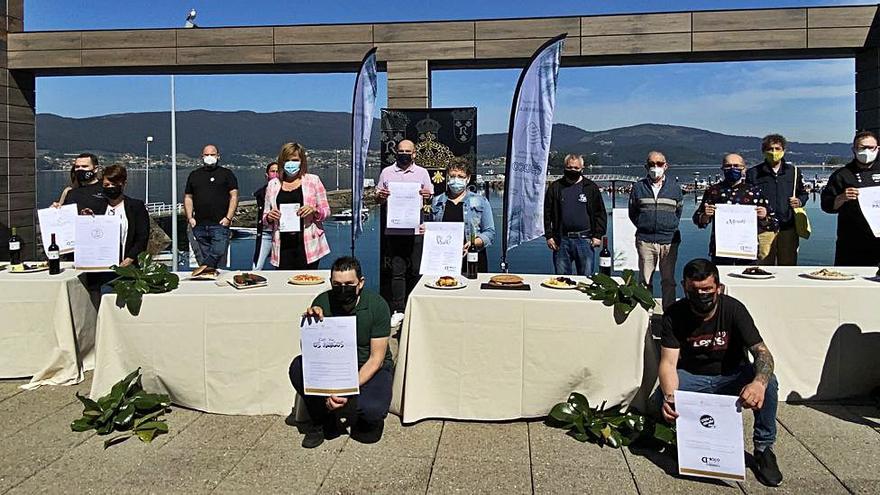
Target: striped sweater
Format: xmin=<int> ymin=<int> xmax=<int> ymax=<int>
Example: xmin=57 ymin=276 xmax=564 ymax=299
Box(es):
xmin=628 ymin=177 xmax=683 ymax=244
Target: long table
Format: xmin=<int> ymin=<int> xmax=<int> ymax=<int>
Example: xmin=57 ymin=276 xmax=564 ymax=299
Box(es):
xmin=89 ymin=270 xmax=329 ymax=415
xmin=0 ymin=262 xmax=97 ymax=388
xmin=390 ymin=273 xmax=652 ymax=424
xmin=722 ymin=266 xmax=880 ymax=401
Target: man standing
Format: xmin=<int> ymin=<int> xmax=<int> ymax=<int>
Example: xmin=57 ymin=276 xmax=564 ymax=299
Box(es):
xmin=544 ymin=154 xmax=606 ymax=276
xmin=290 ymin=256 xmax=393 ymax=448
xmin=694 ymin=154 xmax=778 ymax=265
xmin=184 ymin=144 xmax=239 ymax=272
xmin=746 ymin=134 xmax=808 ymax=265
xmin=375 ymin=140 xmax=433 ymax=326
xmin=62 ymin=153 xmax=106 ymax=214
xmin=657 ymin=258 xmax=782 ymax=487
xmin=821 ymin=130 xmax=880 ymax=266
xmin=629 ymin=151 xmax=682 ymax=310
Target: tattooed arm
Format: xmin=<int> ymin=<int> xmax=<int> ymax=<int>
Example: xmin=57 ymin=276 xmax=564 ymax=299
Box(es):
xmin=739 ymin=342 xmax=775 ymax=410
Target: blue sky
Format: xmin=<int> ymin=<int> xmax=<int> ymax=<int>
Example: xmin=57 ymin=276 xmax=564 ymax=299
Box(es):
xmin=29 ymin=0 xmax=875 ymax=142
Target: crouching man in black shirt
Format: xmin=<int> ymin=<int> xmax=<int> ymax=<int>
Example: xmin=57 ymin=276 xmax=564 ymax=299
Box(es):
xmin=656 ymin=258 xmax=782 ymax=487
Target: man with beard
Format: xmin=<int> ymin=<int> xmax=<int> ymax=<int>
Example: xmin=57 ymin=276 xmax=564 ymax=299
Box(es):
xmin=656 ymin=258 xmax=782 ymax=487
xmin=62 ymin=153 xmax=106 ymax=213
xmin=289 ymin=256 xmax=393 ymax=448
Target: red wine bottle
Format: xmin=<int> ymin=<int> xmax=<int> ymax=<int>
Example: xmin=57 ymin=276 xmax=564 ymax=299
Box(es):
xmin=465 ymin=230 xmax=479 ymax=280
xmin=47 ymin=233 xmax=61 ymax=275
xmin=8 ymin=227 xmax=21 ymax=265
xmin=599 ymin=236 xmax=612 ymax=276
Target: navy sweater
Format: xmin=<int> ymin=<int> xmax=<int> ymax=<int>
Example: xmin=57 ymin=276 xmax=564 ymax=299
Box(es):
xmin=628 ymin=177 xmax=683 ymax=244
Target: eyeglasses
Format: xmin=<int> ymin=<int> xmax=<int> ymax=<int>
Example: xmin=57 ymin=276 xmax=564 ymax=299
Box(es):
xmin=647 ymin=161 xmax=666 ymax=167
xmin=722 ymin=164 xmax=743 ymax=169
xmin=857 ymin=145 xmax=878 ymax=151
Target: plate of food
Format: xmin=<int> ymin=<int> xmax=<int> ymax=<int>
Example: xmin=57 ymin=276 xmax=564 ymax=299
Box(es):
xmin=541 ymin=276 xmax=579 ymax=289
xmin=8 ymin=262 xmax=50 ymax=274
xmin=487 ymin=274 xmax=526 ymax=288
xmin=425 ymin=275 xmax=467 ymax=290
xmin=729 ymin=266 xmax=775 ymax=280
xmin=227 ymin=272 xmax=268 ymax=290
xmin=802 ymin=268 xmax=855 ymax=281
xmin=288 ymin=273 xmax=325 ymax=285
xmin=189 ymin=266 xmax=219 ymax=281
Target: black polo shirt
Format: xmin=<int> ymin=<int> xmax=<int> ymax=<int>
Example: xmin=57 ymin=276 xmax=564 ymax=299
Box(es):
xmin=63 ymin=182 xmax=107 ymax=213
xmin=184 ymin=166 xmax=238 ymax=225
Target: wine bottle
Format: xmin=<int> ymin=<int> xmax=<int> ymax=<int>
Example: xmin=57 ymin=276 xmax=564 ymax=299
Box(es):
xmin=47 ymin=233 xmax=61 ymax=275
xmin=465 ymin=229 xmax=479 ymax=280
xmin=599 ymin=236 xmax=612 ymax=276
xmin=8 ymin=227 xmax=21 ymax=265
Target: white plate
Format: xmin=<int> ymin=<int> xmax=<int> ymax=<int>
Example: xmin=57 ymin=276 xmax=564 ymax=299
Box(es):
xmin=802 ymin=272 xmax=855 ymax=281
xmin=424 ymin=278 xmax=468 ymax=290
xmin=541 ymin=279 xmax=580 ymax=289
xmin=728 ymin=271 xmax=775 ymax=280
xmin=8 ymin=264 xmax=50 ymax=274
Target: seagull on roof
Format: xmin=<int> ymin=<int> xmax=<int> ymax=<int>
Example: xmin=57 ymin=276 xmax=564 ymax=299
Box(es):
xmin=185 ymin=9 xmax=197 ymax=28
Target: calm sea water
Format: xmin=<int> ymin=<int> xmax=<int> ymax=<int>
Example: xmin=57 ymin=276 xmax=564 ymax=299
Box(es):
xmin=37 ymin=164 xmax=840 ymax=294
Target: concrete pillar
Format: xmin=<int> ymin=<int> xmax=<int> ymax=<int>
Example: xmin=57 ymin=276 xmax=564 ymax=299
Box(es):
xmin=856 ymin=48 xmax=880 ymax=136
xmin=387 ymin=60 xmax=431 ymax=109
xmin=1 ymin=0 xmax=36 ymax=260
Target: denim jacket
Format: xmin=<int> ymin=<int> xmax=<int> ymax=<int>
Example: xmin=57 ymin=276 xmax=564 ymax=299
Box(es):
xmin=430 ymin=191 xmax=495 ymax=248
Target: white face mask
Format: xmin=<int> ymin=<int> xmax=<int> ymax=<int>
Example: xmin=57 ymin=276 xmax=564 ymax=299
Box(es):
xmin=856 ymin=148 xmax=878 ymax=165
xmin=203 ymin=155 xmax=218 ymax=166
xmin=648 ymin=167 xmax=665 ymax=180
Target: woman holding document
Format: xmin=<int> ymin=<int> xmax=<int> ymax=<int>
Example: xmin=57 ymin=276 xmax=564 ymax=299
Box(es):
xmin=263 ymin=143 xmax=331 ymax=269
xmin=429 ymin=161 xmax=495 ymax=273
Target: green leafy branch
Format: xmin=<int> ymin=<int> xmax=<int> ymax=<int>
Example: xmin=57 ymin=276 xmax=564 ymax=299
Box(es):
xmin=578 ymin=270 xmax=655 ymax=323
xmin=548 ymin=392 xmax=675 ymax=449
xmin=71 ymin=368 xmax=171 ymax=449
xmin=109 ymin=252 xmax=179 ymax=316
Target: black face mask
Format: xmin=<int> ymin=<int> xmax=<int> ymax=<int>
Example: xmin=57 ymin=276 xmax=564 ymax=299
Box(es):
xmin=102 ymin=186 xmax=123 ymax=200
xmin=75 ymin=169 xmax=96 ymax=183
xmin=687 ymin=291 xmax=717 ymax=314
xmin=563 ymin=169 xmax=581 ymax=182
xmin=396 ymin=153 xmax=413 ymax=168
xmin=329 ymin=284 xmax=359 ymax=315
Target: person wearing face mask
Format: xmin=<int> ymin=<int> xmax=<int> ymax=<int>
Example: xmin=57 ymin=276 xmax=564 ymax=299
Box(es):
xmin=428 ymin=160 xmax=495 ymax=273
xmin=694 ymin=153 xmax=778 ymax=265
xmin=375 ymin=139 xmax=434 ymax=325
xmin=263 ymin=143 xmax=331 ymax=270
xmin=543 ymin=154 xmax=607 ymax=276
xmin=746 ymin=134 xmax=808 ymax=266
xmin=253 ymin=162 xmax=279 ymax=270
xmin=94 ymin=164 xmax=150 ymax=268
xmin=656 ymin=259 xmax=782 ymax=487
xmin=289 ymin=256 xmax=393 ymax=448
xmin=821 ymin=130 xmax=880 ymax=266
xmin=184 ymin=144 xmax=239 ymax=273
xmin=628 ymin=151 xmax=683 ymax=310
xmin=59 ymin=153 xmax=106 ymax=214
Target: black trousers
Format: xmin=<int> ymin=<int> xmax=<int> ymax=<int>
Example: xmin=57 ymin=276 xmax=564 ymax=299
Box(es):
xmin=289 ymin=356 xmax=392 ymax=427
xmin=387 ymin=235 xmax=423 ymax=313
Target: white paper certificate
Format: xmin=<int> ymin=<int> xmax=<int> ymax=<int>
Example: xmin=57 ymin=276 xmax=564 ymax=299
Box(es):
xmin=386 ymin=182 xmax=422 ymax=230
xmin=37 ymin=204 xmax=78 ymax=254
xmin=300 ymin=316 xmax=360 ymax=396
xmin=279 ymin=203 xmax=301 ymax=233
xmin=714 ymin=204 xmax=758 ymax=260
xmin=419 ymin=222 xmax=465 ymax=276
xmin=74 ymin=215 xmax=122 ymax=270
xmin=675 ymin=390 xmax=746 ymax=482
xmin=857 ymin=185 xmax=880 ymax=237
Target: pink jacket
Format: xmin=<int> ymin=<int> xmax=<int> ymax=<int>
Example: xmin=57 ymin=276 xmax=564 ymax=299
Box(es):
xmin=262 ymin=174 xmax=331 ymax=266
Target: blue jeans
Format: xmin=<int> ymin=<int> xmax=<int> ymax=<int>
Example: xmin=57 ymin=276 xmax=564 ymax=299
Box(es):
xmin=192 ymin=224 xmax=230 ymax=268
xmin=253 ymin=231 xmax=273 ymax=270
xmin=553 ymin=237 xmax=594 ymax=276
xmin=655 ymin=365 xmax=778 ymax=449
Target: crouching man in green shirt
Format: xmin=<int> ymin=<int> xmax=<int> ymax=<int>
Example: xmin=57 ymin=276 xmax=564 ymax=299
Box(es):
xmin=289 ymin=256 xmax=394 ymax=448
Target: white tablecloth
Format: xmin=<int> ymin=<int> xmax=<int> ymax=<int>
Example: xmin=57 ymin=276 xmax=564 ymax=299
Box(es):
xmin=722 ymin=266 xmax=880 ymax=401
xmin=0 ymin=263 xmax=97 ymax=388
xmin=391 ymin=274 xmax=652 ymax=424
xmin=89 ymin=270 xmax=330 ymax=415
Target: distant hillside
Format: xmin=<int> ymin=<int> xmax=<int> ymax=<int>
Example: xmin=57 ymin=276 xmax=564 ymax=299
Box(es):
xmin=36 ymin=111 xmax=850 ymax=165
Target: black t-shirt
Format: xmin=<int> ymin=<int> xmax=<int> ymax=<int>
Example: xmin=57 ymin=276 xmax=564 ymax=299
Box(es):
xmin=64 ymin=182 xmax=107 ymax=213
xmin=660 ymin=294 xmax=763 ymax=376
xmin=560 ymin=181 xmax=591 ymax=233
xmin=442 ymin=200 xmax=464 ymax=223
xmin=184 ymin=167 xmax=238 ymax=225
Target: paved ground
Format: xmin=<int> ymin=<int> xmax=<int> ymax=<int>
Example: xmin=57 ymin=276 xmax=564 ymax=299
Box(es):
xmin=1 ymin=374 xmax=878 ymax=494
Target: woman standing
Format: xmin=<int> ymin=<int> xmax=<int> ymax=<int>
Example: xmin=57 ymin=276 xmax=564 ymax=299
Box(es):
xmin=263 ymin=143 xmax=331 ymax=269
xmin=429 ymin=161 xmax=495 ymax=273
xmin=253 ymin=161 xmax=279 ymax=270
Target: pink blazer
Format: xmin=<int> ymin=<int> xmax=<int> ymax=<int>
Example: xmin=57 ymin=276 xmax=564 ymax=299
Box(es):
xmin=262 ymin=174 xmax=331 ymax=266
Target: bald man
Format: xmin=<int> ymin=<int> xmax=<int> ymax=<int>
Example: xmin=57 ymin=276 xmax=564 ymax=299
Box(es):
xmin=184 ymin=144 xmax=239 ymax=272
xmin=376 ymin=140 xmax=434 ymax=324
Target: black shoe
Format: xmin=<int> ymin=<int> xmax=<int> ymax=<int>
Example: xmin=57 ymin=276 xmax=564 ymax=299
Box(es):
xmin=350 ymin=420 xmax=384 ymax=444
xmin=301 ymin=424 xmax=324 ymax=449
xmin=754 ymin=448 xmax=783 ymax=487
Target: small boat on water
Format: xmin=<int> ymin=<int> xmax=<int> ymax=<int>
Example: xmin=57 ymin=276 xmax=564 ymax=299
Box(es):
xmin=331 ymin=208 xmax=369 ymax=222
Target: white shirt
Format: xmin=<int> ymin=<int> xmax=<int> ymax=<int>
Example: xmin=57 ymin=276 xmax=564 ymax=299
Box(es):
xmin=105 ymin=200 xmax=128 ymax=260
xmin=651 ymin=179 xmax=664 ymax=198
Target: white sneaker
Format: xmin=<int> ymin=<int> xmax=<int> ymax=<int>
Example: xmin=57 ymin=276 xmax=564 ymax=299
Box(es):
xmin=390 ymin=311 xmax=405 ymax=329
